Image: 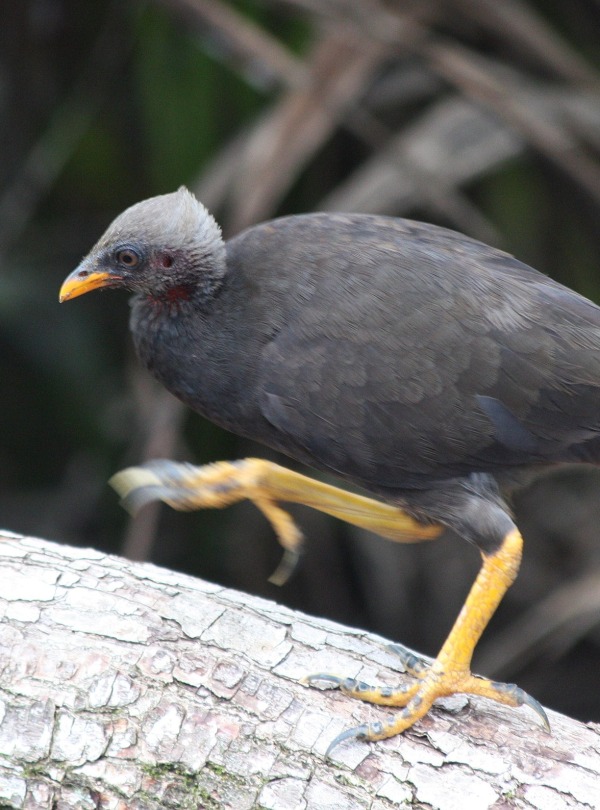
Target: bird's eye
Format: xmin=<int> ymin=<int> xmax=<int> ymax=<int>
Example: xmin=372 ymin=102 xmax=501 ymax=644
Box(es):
xmin=116 ymin=248 xmax=141 ymax=268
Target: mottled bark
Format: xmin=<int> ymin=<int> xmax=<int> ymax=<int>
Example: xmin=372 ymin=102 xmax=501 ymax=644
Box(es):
xmin=0 ymin=530 xmax=598 ymax=810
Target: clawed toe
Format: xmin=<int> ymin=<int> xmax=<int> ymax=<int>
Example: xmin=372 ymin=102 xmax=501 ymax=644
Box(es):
xmin=268 ymin=547 xmax=302 ymax=586
xmin=325 ymin=723 xmax=370 ymax=758
xmin=484 ymin=679 xmax=550 ymax=731
xmin=306 ymin=664 xmax=551 ymax=756
xmin=302 ymin=673 xmax=347 ymax=688
xmin=324 ymin=708 xmax=425 ymax=757
xmin=387 ymin=643 xmax=429 ymax=676
xmin=303 ymin=672 xmax=417 ymax=705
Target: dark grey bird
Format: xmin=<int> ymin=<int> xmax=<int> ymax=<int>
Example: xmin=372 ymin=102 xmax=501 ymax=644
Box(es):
xmin=60 ymin=187 xmax=600 ymax=752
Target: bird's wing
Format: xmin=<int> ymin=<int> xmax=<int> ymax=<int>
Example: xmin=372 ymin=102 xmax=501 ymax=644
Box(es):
xmin=251 ymin=216 xmax=600 ymax=489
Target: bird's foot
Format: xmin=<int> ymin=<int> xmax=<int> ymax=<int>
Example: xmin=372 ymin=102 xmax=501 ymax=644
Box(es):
xmin=305 ymin=529 xmax=550 ymax=756
xmin=305 ymin=655 xmax=549 ymax=757
xmin=110 ymin=457 xmax=441 ymax=584
xmin=110 ymin=457 xmax=304 ymax=584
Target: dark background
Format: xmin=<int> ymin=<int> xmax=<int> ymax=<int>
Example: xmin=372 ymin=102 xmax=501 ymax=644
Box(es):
xmin=1 ymin=0 xmax=600 ymax=723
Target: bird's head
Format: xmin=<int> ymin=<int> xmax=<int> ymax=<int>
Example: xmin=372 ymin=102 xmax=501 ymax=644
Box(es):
xmin=59 ymin=187 xmax=226 ymax=303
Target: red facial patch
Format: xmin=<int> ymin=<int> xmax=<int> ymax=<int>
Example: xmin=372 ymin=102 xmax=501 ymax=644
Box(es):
xmin=164 ymin=285 xmax=191 ymax=303
xmin=146 ymin=284 xmax=192 ymax=311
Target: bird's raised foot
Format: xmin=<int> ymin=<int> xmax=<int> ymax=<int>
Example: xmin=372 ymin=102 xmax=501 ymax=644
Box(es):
xmin=110 ymin=458 xmax=305 ymax=583
xmin=109 ymin=457 xmax=441 ymax=585
xmin=110 ymin=459 xmax=256 ymax=514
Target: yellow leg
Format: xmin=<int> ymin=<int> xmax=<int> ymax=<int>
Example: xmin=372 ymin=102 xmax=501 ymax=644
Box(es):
xmin=110 ymin=457 xmax=548 ymax=754
xmin=306 ymin=527 xmax=549 ymax=755
xmin=110 ymin=457 xmax=442 ymax=583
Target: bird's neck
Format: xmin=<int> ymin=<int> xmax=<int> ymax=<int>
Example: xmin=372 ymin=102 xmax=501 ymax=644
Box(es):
xmin=130 ymin=270 xmax=270 ymax=441
xmin=143 ymin=272 xmax=225 ymax=313
xmin=144 ymin=283 xmax=194 ymax=310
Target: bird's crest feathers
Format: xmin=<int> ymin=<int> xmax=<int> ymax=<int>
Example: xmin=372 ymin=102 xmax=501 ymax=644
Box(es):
xmin=97 ymin=186 xmax=224 ymax=257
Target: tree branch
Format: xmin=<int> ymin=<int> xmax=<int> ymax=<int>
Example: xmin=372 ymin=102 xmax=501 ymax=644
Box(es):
xmin=0 ymin=530 xmax=598 ymax=809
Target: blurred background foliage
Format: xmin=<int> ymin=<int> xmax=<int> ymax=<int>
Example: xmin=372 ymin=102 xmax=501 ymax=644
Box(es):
xmin=1 ymin=0 xmax=600 ymax=723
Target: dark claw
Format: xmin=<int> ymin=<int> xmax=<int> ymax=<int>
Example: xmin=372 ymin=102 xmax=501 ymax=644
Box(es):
xmin=520 ymin=690 xmax=551 ymax=732
xmin=387 ymin=643 xmax=428 ymax=674
xmin=301 ymin=673 xmax=345 ymax=688
xmin=490 ymin=681 xmax=551 ymax=732
xmin=325 ymin=723 xmax=369 ymax=759
xmin=268 ymin=547 xmax=302 ymax=586
xmin=117 ymin=484 xmax=175 ymax=515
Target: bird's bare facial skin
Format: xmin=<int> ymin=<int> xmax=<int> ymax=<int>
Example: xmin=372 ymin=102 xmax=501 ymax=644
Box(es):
xmin=59 ymin=269 xmax=115 ymax=302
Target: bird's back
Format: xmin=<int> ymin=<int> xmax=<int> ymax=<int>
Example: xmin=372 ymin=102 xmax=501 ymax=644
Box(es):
xmin=222 ymin=213 xmax=600 ymax=490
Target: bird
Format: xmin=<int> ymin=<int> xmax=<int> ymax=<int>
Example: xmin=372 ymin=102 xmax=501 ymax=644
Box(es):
xmin=60 ymin=186 xmax=600 ymax=753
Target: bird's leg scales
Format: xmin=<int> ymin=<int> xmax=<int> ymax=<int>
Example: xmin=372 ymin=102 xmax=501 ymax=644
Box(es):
xmin=306 ymin=528 xmax=549 ymax=755
xmin=110 ymin=457 xmax=442 ymax=583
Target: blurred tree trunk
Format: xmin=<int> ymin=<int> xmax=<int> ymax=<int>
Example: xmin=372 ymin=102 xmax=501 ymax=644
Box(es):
xmin=0 ymin=531 xmax=599 ymax=809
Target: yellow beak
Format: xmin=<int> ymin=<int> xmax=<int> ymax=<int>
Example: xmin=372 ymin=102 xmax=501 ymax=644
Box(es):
xmin=59 ymin=269 xmax=116 ymax=302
